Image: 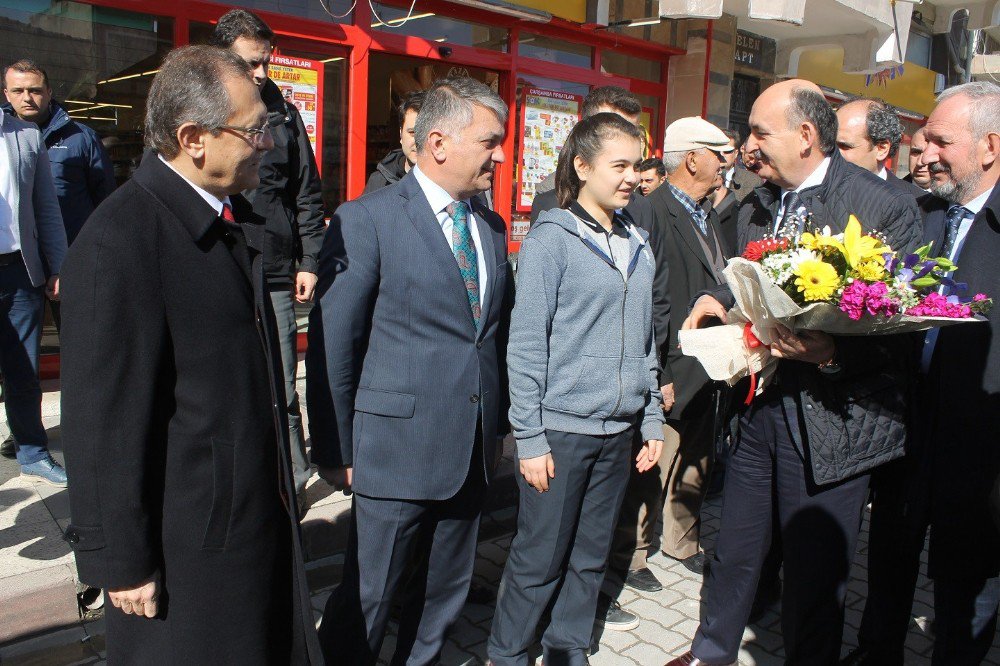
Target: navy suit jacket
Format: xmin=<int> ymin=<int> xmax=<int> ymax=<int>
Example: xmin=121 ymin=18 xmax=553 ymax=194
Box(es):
xmin=306 ymin=171 xmax=513 ymax=501
xmin=917 ymin=182 xmax=1000 ymax=579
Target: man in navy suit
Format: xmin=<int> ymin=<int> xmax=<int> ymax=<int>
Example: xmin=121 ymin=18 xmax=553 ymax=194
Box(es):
xmin=306 ymin=76 xmax=512 ymax=665
xmin=845 ymin=81 xmax=1000 ymax=666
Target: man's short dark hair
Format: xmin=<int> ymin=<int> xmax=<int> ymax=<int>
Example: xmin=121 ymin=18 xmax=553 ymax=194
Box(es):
xmin=582 ymin=86 xmax=641 ymax=119
xmin=209 ymin=9 xmax=275 ymax=48
xmin=846 ymin=97 xmax=903 ymax=158
xmin=722 ymin=128 xmax=741 ymax=146
xmin=145 ymin=46 xmax=253 ymax=159
xmin=637 ymin=157 xmax=665 ymax=177
xmin=397 ymin=90 xmax=426 ymax=127
xmin=786 ymin=87 xmax=838 ymax=155
xmin=2 ymin=59 xmax=49 ymax=89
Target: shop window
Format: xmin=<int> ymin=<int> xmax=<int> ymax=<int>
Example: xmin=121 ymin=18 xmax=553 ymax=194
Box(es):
xmin=518 ymin=33 xmax=592 ymax=69
xmin=370 ymin=4 xmax=508 ymax=51
xmin=223 ymin=0 xmax=353 ymax=24
xmin=906 ymin=31 xmax=932 ymax=68
xmin=0 ymin=2 xmax=174 ymax=187
xmin=601 ymin=50 xmax=661 ymax=83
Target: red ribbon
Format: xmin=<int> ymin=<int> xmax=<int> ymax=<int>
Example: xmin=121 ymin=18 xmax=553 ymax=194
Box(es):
xmin=742 ymin=323 xmax=767 ymax=406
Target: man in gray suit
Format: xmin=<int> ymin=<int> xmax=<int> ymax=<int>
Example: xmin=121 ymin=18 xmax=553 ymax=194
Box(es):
xmin=306 ymin=76 xmax=512 ymax=665
xmin=0 ymin=107 xmax=67 ymax=484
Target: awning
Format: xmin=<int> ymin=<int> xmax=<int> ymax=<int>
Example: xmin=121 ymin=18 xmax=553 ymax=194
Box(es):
xmin=658 ymin=0 xmax=917 ymax=75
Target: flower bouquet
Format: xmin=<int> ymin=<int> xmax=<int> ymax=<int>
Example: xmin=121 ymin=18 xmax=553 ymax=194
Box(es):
xmin=678 ymin=214 xmax=992 ymax=399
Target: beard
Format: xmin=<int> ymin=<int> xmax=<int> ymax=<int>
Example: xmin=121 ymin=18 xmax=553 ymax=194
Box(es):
xmin=929 ymin=161 xmax=982 ymax=204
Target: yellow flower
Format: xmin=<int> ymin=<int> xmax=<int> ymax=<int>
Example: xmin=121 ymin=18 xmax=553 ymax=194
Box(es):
xmin=841 ymin=215 xmax=888 ymax=268
xmin=794 ymin=259 xmax=841 ymax=301
xmin=855 ymin=257 xmax=887 ymax=282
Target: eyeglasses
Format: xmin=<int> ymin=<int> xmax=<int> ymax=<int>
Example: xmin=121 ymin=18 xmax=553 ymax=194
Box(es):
xmin=215 ymin=120 xmax=271 ymax=146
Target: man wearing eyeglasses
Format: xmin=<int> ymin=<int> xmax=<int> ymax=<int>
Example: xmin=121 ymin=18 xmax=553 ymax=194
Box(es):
xmin=211 ymin=9 xmax=326 ymax=517
xmin=60 ymin=45 xmax=322 ymax=663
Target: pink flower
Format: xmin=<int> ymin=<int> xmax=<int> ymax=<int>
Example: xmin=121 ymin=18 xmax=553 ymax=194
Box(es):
xmin=974 ymin=293 xmax=988 ymax=302
xmin=839 ymin=281 xmax=868 ymax=321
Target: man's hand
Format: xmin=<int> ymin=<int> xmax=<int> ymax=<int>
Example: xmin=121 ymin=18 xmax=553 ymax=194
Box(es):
xmin=109 ymin=577 xmax=159 ymax=619
xmin=46 ymin=275 xmax=60 ymax=301
xmin=660 ymin=383 xmax=675 ymax=413
xmin=319 ymin=465 xmax=353 ymax=493
xmin=682 ymin=295 xmax=727 ymax=330
xmin=769 ymin=325 xmax=835 ymax=365
xmin=520 ymin=453 xmax=555 ymax=493
xmin=636 ymin=440 xmax=663 ymax=473
xmin=294 ymin=271 xmax=318 ymax=303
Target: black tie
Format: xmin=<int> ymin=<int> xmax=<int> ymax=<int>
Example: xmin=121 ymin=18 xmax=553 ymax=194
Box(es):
xmin=778 ymin=191 xmax=803 ymax=234
xmin=942 ymin=205 xmax=970 ymax=258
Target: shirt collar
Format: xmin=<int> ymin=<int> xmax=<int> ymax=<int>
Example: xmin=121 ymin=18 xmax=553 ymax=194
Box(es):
xmin=412 ymin=164 xmax=469 ymax=216
xmin=782 ymin=155 xmax=831 ymax=200
xmin=877 ymin=167 xmax=888 ymax=181
xmin=666 ymin=182 xmax=706 ymax=217
xmin=157 ymin=155 xmax=230 ymax=215
xmin=569 ymin=200 xmax=629 ymax=238
xmin=960 ymin=188 xmax=992 ymax=217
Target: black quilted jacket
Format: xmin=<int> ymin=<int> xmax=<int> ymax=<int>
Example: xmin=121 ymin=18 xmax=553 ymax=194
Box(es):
xmin=714 ymin=151 xmax=924 ymax=485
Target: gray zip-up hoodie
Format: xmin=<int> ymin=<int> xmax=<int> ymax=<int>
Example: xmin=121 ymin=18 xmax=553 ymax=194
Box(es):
xmin=508 ymin=206 xmax=665 ymax=459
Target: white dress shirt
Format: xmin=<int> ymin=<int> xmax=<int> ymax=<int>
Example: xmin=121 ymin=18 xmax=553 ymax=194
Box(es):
xmin=412 ymin=165 xmax=489 ymax=312
xmin=0 ymin=114 xmax=22 ymax=254
xmin=877 ymin=167 xmax=888 ymax=180
xmin=774 ymin=156 xmax=832 ymax=234
xmin=158 ymin=155 xmax=231 ymax=216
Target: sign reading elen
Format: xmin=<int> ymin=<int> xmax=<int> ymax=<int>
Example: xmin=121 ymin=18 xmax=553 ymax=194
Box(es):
xmin=735 ymin=31 xmax=763 ymax=68
xmin=269 ymin=54 xmax=324 ymax=172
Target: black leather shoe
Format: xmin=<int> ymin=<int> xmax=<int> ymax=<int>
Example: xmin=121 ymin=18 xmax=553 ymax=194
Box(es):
xmin=839 ymin=647 xmax=870 ymax=665
xmin=664 ymin=651 xmax=736 ymax=666
xmin=625 ymin=567 xmax=663 ymax=592
xmin=668 ymin=552 xmax=707 ymax=575
xmin=0 ymin=436 xmax=14 ymax=459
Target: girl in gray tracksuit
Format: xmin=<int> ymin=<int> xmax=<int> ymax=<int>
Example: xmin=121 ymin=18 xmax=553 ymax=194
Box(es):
xmin=488 ymin=113 xmax=665 ymax=666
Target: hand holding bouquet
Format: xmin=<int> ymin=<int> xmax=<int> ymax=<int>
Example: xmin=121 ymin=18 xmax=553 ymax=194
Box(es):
xmin=678 ymin=215 xmax=992 ymax=399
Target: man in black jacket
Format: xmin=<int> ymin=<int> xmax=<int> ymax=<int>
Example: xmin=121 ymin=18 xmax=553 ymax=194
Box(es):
xmin=846 ymin=81 xmax=1000 ymax=666
xmin=363 ymin=91 xmax=425 ymax=194
xmin=610 ymin=117 xmax=730 ymax=593
xmin=666 ymin=80 xmax=922 ymax=666
xmin=211 ymin=10 xmax=326 ymax=512
xmin=836 ymin=97 xmax=926 ymax=199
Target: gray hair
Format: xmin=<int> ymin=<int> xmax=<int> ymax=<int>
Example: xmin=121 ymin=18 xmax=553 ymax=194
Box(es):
xmin=413 ymin=77 xmax=508 ymax=151
xmin=662 ymin=150 xmax=691 ymax=175
xmin=786 ymin=87 xmax=838 ymax=155
xmin=845 ymin=98 xmax=903 ymax=158
xmin=145 ymin=45 xmax=252 ymax=159
xmin=937 ymin=81 xmax=1000 ymax=141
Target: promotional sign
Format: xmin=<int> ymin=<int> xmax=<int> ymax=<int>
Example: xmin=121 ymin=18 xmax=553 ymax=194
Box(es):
xmin=516 ymin=87 xmax=583 ymax=213
xmin=269 ymin=54 xmax=325 ymax=170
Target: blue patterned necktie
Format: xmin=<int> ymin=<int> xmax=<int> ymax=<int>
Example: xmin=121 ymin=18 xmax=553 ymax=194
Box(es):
xmin=779 ymin=191 xmax=803 ymax=234
xmin=943 ymin=205 xmax=970 ymax=258
xmin=446 ymin=201 xmax=480 ymax=326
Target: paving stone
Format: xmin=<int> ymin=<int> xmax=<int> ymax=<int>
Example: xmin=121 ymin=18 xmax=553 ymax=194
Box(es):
xmin=622 ymin=640 xmax=669 ymax=664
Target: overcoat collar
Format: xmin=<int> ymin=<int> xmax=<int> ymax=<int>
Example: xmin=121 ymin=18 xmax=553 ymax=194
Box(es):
xmin=133 ymin=152 xmax=226 ymax=243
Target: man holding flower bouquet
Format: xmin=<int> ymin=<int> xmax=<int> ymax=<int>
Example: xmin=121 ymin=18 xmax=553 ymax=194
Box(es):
xmin=666 ymin=80 xmax=923 ymax=666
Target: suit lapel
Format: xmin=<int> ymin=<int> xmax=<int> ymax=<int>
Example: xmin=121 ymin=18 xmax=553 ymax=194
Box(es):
xmin=666 ymin=193 xmax=716 ymax=277
xmin=471 ymin=197 xmax=498 ymax=335
xmin=5 ymin=124 xmax=21 ymax=223
xmin=399 ymin=174 xmax=478 ymax=330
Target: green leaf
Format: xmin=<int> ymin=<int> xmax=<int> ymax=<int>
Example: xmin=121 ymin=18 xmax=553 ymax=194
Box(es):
xmin=911 ymin=276 xmax=939 ymax=288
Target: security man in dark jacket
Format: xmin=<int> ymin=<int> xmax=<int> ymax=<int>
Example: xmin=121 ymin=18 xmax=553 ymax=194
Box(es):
xmin=667 ymin=80 xmax=922 ymax=666
xmin=3 ymin=59 xmax=115 ymax=336
xmin=211 ymin=10 xmax=326 ymax=511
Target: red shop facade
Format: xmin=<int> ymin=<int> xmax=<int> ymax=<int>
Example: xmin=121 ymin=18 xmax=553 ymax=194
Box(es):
xmin=1 ymin=0 xmax=684 ymax=372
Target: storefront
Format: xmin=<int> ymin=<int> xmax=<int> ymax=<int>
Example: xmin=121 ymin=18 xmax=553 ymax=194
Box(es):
xmin=0 ymin=0 xmax=683 ymax=369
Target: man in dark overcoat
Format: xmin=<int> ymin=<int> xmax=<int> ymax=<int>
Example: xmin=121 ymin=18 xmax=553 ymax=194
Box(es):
xmin=59 ymin=45 xmax=322 ymax=664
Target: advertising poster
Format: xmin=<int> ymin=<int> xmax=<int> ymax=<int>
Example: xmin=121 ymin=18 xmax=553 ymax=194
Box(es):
xmin=516 ymin=87 xmax=583 ymax=213
xmin=269 ymin=54 xmax=325 ymax=171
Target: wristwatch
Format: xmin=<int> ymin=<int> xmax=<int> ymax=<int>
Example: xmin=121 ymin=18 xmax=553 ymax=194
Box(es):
xmin=817 ymin=352 xmax=841 ymax=375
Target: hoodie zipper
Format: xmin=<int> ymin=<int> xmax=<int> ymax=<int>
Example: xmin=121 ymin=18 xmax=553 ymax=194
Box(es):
xmin=610 ymin=274 xmax=627 ymax=418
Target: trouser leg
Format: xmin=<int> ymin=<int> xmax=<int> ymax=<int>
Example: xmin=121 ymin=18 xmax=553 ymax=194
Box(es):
xmin=692 ymin=399 xmax=778 ymax=664
xmin=0 ymin=262 xmax=47 ymax=465
xmin=488 ymin=430 xmax=605 ymax=666
xmin=608 ymin=430 xmax=660 ymax=577
xmin=932 ymin=576 xmax=1000 ymax=666
xmin=661 ymin=412 xmax=715 ymax=560
xmin=269 ymin=287 xmax=309 ymax=495
xmin=776 ymin=404 xmax=870 ymax=666
xmin=542 ymin=428 xmax=632 ymax=666
xmin=318 ymin=494 xmax=427 ymax=666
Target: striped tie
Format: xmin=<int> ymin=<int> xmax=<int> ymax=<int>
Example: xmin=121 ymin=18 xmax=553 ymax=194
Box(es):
xmin=446 ymin=201 xmax=480 ymax=326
